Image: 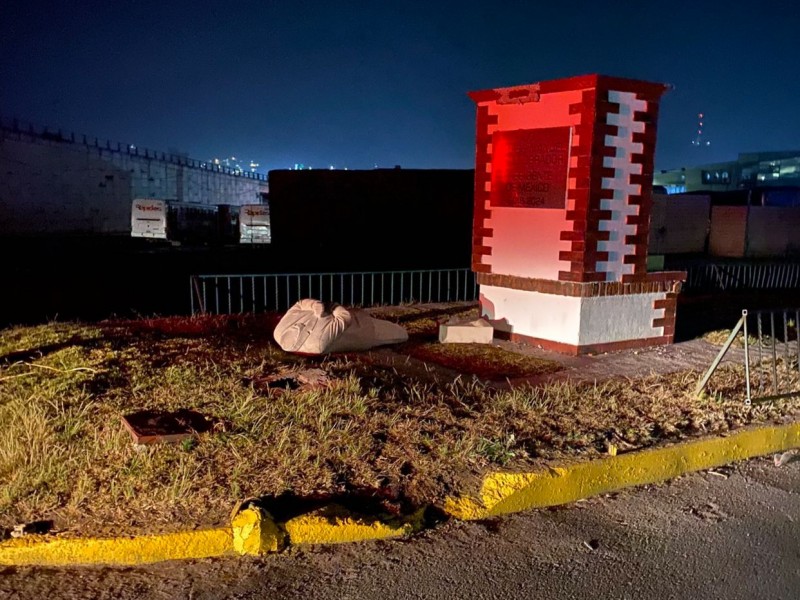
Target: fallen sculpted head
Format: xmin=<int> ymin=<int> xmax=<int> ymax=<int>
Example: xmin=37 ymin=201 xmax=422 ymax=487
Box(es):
xmin=273 ymin=299 xmax=408 ymax=355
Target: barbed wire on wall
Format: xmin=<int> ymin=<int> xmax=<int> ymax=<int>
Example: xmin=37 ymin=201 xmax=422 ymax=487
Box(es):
xmin=1 ymin=122 xmax=268 ymax=207
xmin=0 ymin=116 xmax=269 ymax=183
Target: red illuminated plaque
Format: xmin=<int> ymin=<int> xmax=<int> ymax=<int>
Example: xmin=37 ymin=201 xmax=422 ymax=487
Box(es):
xmin=490 ymin=127 xmax=571 ymax=209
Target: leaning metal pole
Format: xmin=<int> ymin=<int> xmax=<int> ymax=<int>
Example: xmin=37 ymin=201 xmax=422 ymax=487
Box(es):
xmin=743 ymin=310 xmax=751 ymax=405
xmin=695 ymin=313 xmax=746 ymax=398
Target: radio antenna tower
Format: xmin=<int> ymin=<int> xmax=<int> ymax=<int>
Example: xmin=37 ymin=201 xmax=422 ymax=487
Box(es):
xmin=691 ymin=112 xmax=710 ymax=147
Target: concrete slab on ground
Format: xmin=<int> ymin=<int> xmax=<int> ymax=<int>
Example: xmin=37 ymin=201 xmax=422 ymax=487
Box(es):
xmin=367 ymin=301 xmax=746 ymax=386
xmin=438 ymin=318 xmax=494 ymax=344
xmin=495 ymin=337 xmax=743 ymax=386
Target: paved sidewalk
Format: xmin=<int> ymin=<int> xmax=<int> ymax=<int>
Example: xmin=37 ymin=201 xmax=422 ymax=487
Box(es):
xmin=496 ymin=337 xmax=738 ymax=386
xmin=366 ymin=300 xmax=738 ymax=386
xmin=365 ymin=334 xmax=736 ymax=390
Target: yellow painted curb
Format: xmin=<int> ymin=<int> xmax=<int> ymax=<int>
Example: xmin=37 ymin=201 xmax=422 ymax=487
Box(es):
xmin=444 ymin=421 xmax=800 ymax=520
xmin=284 ymin=504 xmax=423 ymax=545
xmin=4 ymin=421 xmax=797 ymax=566
xmin=231 ymin=507 xmax=284 ymax=555
xmin=0 ymin=527 xmax=233 ymax=566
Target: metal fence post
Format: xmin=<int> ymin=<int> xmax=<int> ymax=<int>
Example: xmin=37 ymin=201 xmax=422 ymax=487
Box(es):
xmin=695 ymin=313 xmax=745 ymax=397
xmin=743 ymin=310 xmax=751 ymax=405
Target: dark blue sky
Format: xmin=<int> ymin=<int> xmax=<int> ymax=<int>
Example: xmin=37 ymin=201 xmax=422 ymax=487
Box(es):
xmin=2 ymin=0 xmax=798 ymax=172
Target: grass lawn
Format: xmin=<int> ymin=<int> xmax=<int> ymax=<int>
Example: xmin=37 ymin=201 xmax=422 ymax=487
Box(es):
xmin=1 ymin=306 xmax=799 ymax=538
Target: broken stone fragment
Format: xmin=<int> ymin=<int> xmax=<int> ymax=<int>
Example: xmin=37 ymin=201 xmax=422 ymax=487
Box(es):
xmin=774 ymin=449 xmax=799 ymax=467
xmin=438 ymin=318 xmax=494 ymax=344
xmin=254 ymin=367 xmax=333 ymax=395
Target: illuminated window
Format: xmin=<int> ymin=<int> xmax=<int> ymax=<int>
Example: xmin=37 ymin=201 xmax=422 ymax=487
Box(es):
xmin=701 ymin=170 xmax=730 ymax=184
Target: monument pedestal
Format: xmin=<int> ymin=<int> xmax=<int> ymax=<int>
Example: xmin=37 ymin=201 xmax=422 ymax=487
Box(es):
xmin=469 ymin=74 xmax=685 ymax=355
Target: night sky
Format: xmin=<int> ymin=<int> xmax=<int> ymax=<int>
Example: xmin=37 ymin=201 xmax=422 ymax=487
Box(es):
xmin=2 ymin=0 xmax=798 ymax=172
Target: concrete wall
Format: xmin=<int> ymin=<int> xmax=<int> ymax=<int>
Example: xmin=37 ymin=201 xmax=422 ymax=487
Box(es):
xmin=649 ymin=197 xmax=800 ymax=258
xmin=578 ymin=292 xmax=665 ymax=345
xmin=479 ymin=285 xmax=665 ymax=347
xmin=709 ymin=206 xmax=747 ymax=257
xmin=746 ymin=207 xmax=800 ymax=257
xmin=648 ymin=194 xmax=710 ymax=254
xmin=707 ymin=206 xmax=800 ymax=258
xmin=0 ymin=126 xmax=268 ymax=234
xmin=480 ymin=285 xmax=582 ymax=345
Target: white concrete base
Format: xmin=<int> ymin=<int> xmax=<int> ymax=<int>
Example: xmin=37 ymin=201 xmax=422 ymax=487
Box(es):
xmin=479 ymin=284 xmax=666 ymax=347
xmin=439 ymin=318 xmax=495 ymax=344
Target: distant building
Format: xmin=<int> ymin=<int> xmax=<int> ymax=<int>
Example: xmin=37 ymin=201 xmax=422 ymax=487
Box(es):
xmin=210 ymin=156 xmax=262 ymax=175
xmin=654 ymin=151 xmax=800 ymax=194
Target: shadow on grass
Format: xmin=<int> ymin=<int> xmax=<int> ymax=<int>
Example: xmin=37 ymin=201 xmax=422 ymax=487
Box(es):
xmin=99 ymin=312 xmax=283 ymax=340
xmin=0 ymin=337 xmax=101 ymax=365
xmin=244 ymin=486 xmax=449 ymax=529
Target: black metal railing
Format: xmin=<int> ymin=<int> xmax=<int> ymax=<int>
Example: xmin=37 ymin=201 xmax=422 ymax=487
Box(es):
xmin=190 ymin=268 xmax=478 ymax=315
xmin=683 ymin=262 xmax=800 ymax=292
xmin=697 ymin=308 xmax=800 ymax=403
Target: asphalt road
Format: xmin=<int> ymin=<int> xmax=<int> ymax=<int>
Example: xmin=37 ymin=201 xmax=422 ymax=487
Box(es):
xmin=2 ymin=456 xmax=799 ymax=599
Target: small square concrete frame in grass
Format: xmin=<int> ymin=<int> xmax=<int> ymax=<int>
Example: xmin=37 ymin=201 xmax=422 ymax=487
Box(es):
xmin=121 ymin=409 xmax=212 ymax=445
xmin=439 ymin=318 xmax=494 ymax=344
